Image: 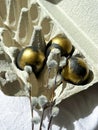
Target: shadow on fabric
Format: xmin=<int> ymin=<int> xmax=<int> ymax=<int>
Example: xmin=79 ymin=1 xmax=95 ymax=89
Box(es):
xmin=52 ymin=82 xmax=98 ymax=130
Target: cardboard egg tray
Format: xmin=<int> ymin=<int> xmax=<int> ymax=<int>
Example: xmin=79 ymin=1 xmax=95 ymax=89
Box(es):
xmin=0 ymin=0 xmax=98 ymax=105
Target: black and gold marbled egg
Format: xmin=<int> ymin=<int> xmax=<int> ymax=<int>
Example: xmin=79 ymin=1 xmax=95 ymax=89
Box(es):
xmin=46 ymin=34 xmax=74 ymax=57
xmin=16 ymin=46 xmax=45 ymax=74
xmin=61 ymin=56 xmax=89 ymax=85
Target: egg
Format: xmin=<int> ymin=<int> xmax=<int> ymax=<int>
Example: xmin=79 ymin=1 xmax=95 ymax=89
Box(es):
xmin=16 ymin=46 xmax=45 ymax=75
xmin=61 ymin=56 xmax=89 ymax=85
xmin=46 ymin=34 xmax=74 ymax=57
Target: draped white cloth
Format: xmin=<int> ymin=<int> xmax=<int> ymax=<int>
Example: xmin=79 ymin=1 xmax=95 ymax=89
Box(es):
xmin=0 ymin=82 xmax=98 ymax=130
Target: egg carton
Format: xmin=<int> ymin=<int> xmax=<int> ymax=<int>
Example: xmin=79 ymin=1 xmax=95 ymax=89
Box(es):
xmin=0 ymin=0 xmax=97 ymax=107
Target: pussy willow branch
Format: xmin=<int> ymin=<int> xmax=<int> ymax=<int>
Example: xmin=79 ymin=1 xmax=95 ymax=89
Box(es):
xmin=48 ymin=115 xmax=53 ymax=130
xmin=29 ymin=88 xmax=34 ymax=130
xmin=39 ymin=107 xmax=46 ymax=130
xmin=47 ymin=65 xmax=59 ymax=130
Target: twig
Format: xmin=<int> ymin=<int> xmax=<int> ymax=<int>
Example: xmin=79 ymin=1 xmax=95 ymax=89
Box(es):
xmin=48 ymin=115 xmax=53 ymax=130
xmin=29 ymin=88 xmax=34 ymax=130
xmin=39 ymin=107 xmax=45 ymax=130
xmin=47 ymin=105 xmax=53 ymax=130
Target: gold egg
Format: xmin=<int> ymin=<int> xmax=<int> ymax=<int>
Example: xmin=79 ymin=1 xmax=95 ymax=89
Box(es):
xmin=61 ymin=56 xmax=89 ymax=85
xmin=16 ymin=46 xmax=45 ymax=74
xmin=46 ymin=34 xmax=74 ymax=57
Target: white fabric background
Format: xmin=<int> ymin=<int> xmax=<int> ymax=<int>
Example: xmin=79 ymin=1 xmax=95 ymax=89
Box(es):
xmin=0 ymin=82 xmax=98 ymax=130
xmin=0 ymin=0 xmax=98 ymax=130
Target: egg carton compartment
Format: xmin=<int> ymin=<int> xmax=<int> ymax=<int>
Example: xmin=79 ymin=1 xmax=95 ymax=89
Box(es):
xmin=0 ymin=0 xmax=97 ymax=107
xmin=38 ymin=0 xmax=98 ymax=66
